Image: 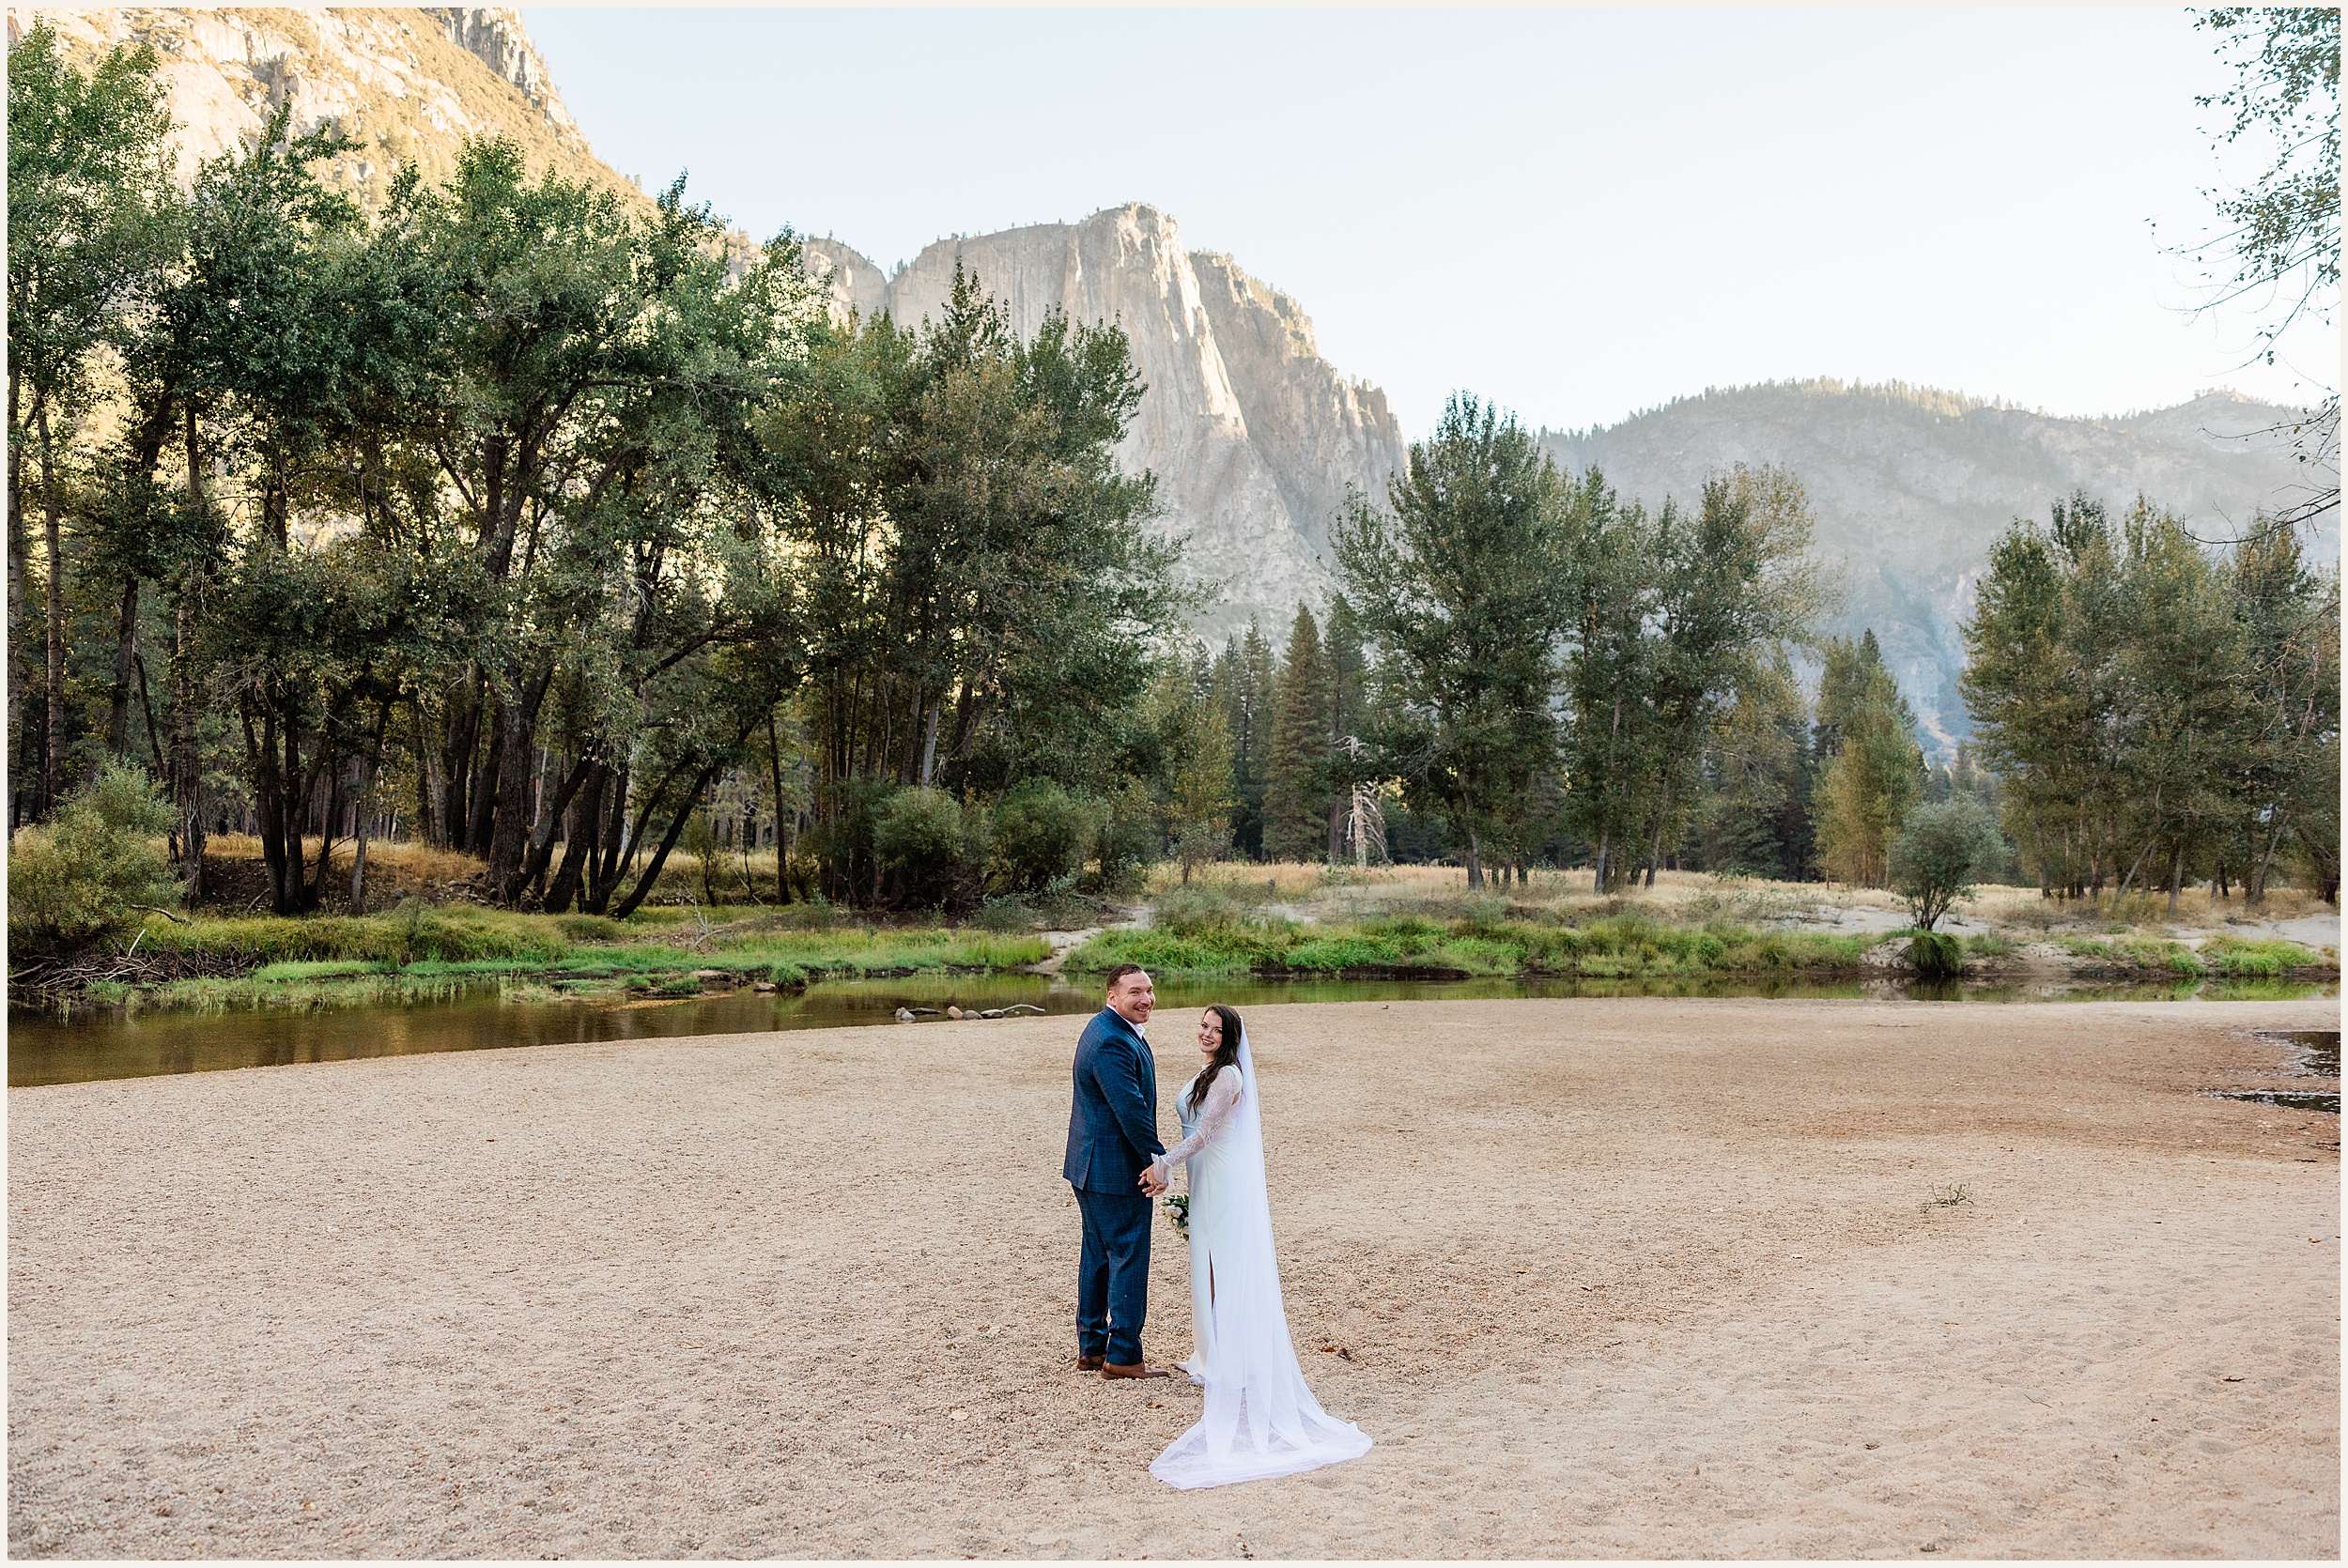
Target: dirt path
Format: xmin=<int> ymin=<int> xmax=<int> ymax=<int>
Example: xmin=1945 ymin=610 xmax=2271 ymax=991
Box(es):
xmin=8 ymin=996 xmax=2338 ymax=1557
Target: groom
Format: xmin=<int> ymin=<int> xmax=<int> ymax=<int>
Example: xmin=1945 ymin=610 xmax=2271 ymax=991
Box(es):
xmin=1063 ymin=963 xmax=1173 ymax=1380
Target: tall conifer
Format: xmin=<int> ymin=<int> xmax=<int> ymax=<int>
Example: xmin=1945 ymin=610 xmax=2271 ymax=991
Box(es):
xmin=1263 ymin=605 xmax=1330 ymax=863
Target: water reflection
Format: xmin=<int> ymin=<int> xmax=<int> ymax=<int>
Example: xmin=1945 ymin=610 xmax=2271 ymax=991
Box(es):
xmin=8 ymin=971 xmax=2339 ymax=1089
xmin=2248 ymin=1028 xmax=2342 ymax=1078
xmin=2203 ymin=1089 xmax=2341 ymax=1114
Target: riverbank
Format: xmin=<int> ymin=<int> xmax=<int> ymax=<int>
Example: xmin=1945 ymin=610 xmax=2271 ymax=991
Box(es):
xmin=10 ymin=905 xmax=1050 ymax=1014
xmin=14 ymin=863 xmax=2336 ymax=1017
xmin=8 ymin=996 xmax=2336 ymax=1556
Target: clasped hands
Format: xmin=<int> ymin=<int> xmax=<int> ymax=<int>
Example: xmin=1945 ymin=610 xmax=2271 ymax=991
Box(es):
xmin=1138 ymin=1160 xmax=1170 ymax=1198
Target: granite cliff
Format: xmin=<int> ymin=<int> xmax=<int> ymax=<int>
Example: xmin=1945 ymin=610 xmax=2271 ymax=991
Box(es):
xmin=806 ymin=210 xmax=1409 ymax=639
xmin=9 ymin=7 xmax=619 ymax=206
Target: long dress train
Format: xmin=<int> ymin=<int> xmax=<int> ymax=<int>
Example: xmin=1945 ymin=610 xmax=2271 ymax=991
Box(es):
xmin=1146 ymin=1028 xmax=1371 ymax=1489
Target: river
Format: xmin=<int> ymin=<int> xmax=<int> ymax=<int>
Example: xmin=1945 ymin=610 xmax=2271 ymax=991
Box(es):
xmin=8 ymin=971 xmax=2336 ymax=1087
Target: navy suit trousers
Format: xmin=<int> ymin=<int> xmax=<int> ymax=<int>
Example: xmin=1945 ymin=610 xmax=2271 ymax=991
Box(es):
xmin=1074 ymin=1186 xmax=1152 ymax=1366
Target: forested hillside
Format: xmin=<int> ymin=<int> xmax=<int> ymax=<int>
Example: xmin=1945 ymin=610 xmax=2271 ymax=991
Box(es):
xmin=1540 ymin=379 xmax=2334 ymax=754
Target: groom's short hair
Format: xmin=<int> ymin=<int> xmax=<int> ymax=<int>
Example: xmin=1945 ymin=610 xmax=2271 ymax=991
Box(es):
xmin=1104 ymin=963 xmax=1148 ymax=992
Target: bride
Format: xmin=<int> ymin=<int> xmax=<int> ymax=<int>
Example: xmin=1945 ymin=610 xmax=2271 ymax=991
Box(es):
xmin=1143 ymin=1005 xmax=1372 ymax=1489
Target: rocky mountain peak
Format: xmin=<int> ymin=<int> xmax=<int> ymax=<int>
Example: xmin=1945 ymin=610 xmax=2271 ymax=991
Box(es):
xmin=802 ymin=205 xmax=1411 ymax=639
xmin=11 ymin=6 xmax=616 ymax=205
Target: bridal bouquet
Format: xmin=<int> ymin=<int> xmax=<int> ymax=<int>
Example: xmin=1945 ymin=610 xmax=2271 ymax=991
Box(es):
xmin=1162 ymin=1192 xmax=1189 ymax=1238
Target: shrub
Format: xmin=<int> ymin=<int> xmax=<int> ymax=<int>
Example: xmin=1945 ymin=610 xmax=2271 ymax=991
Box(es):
xmin=1091 ymin=783 xmax=1157 ymax=896
xmin=873 ymin=786 xmax=971 ymax=906
xmin=1908 ymin=930 xmax=1964 ymax=979
xmin=1890 ymin=798 xmax=2004 ymax=930
xmin=1152 ymin=884 xmax=1253 ymax=935
xmin=8 ymin=762 xmax=179 ymax=950
xmin=990 ymin=780 xmax=1101 ymax=894
xmin=975 ymin=895 xmax=1036 ymax=933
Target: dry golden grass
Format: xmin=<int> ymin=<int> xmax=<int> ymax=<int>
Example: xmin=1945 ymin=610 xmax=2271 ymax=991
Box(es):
xmin=204 ymin=834 xmax=487 ymax=886
xmin=1143 ymin=861 xmax=2335 ymax=948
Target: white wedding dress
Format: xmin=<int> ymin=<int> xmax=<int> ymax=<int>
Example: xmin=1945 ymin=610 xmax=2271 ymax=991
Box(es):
xmin=1146 ymin=1028 xmax=1372 ymax=1489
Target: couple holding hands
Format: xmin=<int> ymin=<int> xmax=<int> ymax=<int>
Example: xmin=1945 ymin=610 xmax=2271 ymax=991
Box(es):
xmin=1063 ymin=962 xmax=1371 ymax=1490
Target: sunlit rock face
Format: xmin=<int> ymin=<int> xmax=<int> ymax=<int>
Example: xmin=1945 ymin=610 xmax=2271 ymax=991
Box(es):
xmin=804 ymin=208 xmax=1410 ymax=644
xmin=10 ymin=7 xmax=615 ymax=205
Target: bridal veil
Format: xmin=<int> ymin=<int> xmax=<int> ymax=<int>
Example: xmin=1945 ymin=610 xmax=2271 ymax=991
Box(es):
xmin=1149 ymin=1027 xmax=1372 ymax=1489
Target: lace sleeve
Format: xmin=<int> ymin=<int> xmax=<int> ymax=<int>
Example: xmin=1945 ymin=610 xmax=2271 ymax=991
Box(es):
xmin=1153 ymin=1068 xmax=1242 ymax=1176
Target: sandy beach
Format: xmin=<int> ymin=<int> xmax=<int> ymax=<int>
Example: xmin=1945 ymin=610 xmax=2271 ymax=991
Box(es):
xmin=7 ymin=996 xmax=2338 ymax=1558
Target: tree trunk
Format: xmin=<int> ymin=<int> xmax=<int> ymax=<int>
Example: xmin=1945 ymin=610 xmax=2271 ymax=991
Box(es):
xmin=244 ymin=699 xmax=300 ymax=915
xmin=2166 ymin=838 xmax=2185 ymax=915
xmin=467 ymin=699 xmax=503 ymax=856
xmin=349 ymin=704 xmax=390 ymax=914
xmin=132 ymin=649 xmax=168 ymax=784
xmin=507 ymin=748 xmax=597 ymax=904
xmin=37 ymin=402 xmax=67 ymax=815
xmin=172 ymin=584 xmax=205 ymax=902
xmin=309 ymin=761 xmax=346 ymax=907
xmin=610 ymin=767 xmax=719 ymax=919
xmin=102 ymin=575 xmax=138 ymax=768
xmin=486 ymin=676 xmax=545 ymax=898
xmin=1464 ymin=829 xmax=1483 ymax=889
xmin=545 ymin=761 xmax=605 ymax=915
xmin=2248 ymin=816 xmax=2286 ymax=905
xmin=767 ymin=710 xmax=792 ymax=903
xmin=7 ymin=366 xmax=24 ymax=821
xmin=587 ymin=755 xmax=632 ymax=912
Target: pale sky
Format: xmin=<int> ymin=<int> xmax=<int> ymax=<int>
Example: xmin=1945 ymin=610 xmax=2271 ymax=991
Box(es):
xmin=520 ymin=7 xmax=2339 ymax=438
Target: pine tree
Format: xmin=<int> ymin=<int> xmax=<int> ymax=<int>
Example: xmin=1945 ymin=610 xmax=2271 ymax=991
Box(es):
xmin=1211 ymin=622 xmax=1276 ymax=859
xmin=1263 ymin=605 xmax=1330 ymax=863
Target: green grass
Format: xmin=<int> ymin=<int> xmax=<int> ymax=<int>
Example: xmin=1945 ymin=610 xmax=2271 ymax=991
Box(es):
xmin=1065 ymin=914 xmax=1869 ymax=979
xmin=2200 ymin=935 xmax=2334 ymax=977
xmin=2060 ymin=933 xmax=2334 ymax=979
xmin=79 ymin=909 xmax=1052 ymax=1015
xmin=249 ymin=958 xmax=393 ymax=982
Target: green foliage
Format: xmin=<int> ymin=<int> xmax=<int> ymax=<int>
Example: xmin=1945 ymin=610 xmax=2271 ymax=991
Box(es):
xmin=1163 ymin=677 xmax=1236 ymax=883
xmin=2190 ymin=8 xmax=2340 ymax=352
xmin=1065 ymin=910 xmax=1867 ymax=979
xmin=8 ymin=21 xmax=177 ymax=413
xmin=989 ymin=778 xmax=1100 ymax=894
xmin=1334 ymin=395 xmax=1571 ymax=887
xmin=1264 ymin=605 xmax=1332 ymax=862
xmin=873 ymin=786 xmax=973 ymax=906
xmin=7 ymin=761 xmax=178 ymax=948
xmin=1091 ymin=781 xmax=1157 ymax=895
xmin=2201 ymin=934 xmax=2333 ymax=976
xmin=1963 ymin=493 xmax=2338 ymax=907
xmin=1890 ymin=797 xmax=2005 ymax=930
xmin=1208 ymin=621 xmax=1279 ymax=860
xmin=1906 ymin=930 xmax=1965 ymax=979
xmin=1815 ymin=631 xmax=1925 ymax=887
xmin=1691 ymin=648 xmax=1819 ymax=882
xmin=1564 ymin=465 xmax=1830 ymax=892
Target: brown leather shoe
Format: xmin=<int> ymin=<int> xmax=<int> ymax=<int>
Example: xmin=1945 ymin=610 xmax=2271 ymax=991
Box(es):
xmin=1074 ymin=1354 xmax=1105 ymax=1371
xmin=1103 ymin=1361 xmax=1172 ymax=1380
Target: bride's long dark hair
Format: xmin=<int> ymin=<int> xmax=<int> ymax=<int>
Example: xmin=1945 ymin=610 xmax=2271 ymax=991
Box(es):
xmin=1186 ymin=1004 xmax=1245 ymax=1116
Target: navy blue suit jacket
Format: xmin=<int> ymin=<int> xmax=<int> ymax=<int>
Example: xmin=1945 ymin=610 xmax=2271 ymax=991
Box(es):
xmin=1063 ymin=1006 xmax=1165 ymax=1193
